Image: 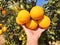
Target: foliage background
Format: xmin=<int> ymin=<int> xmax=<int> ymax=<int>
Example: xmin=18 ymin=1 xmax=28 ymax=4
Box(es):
xmin=0 ymin=0 xmax=60 ymax=45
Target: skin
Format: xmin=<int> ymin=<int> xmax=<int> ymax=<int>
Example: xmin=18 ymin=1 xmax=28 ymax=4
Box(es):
xmin=22 ymin=25 xmax=46 ymax=45
xmin=0 ymin=35 xmax=5 ymax=45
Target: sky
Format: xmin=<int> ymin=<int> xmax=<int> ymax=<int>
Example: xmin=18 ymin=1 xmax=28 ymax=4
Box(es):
xmin=36 ymin=0 xmax=48 ymax=6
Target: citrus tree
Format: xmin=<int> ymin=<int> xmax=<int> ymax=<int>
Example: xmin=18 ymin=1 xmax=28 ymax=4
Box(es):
xmin=0 ymin=0 xmax=60 ymax=45
xmin=43 ymin=0 xmax=60 ymax=44
xmin=39 ymin=0 xmax=60 ymax=45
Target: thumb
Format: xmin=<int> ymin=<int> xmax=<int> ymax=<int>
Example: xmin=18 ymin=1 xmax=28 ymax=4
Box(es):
xmin=22 ymin=25 xmax=30 ymax=35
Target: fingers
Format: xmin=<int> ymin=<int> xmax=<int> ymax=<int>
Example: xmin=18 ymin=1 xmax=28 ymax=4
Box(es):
xmin=36 ymin=28 xmax=46 ymax=34
xmin=22 ymin=25 xmax=47 ymax=36
xmin=22 ymin=25 xmax=30 ymax=35
xmin=40 ymin=28 xmax=46 ymax=32
xmin=22 ymin=25 xmax=27 ymax=30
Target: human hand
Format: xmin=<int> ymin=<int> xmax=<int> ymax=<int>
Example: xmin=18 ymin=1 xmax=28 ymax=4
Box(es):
xmin=22 ymin=25 xmax=47 ymax=45
xmin=22 ymin=25 xmax=46 ymax=40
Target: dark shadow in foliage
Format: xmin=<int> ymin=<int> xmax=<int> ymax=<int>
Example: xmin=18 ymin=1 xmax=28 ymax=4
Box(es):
xmin=13 ymin=35 xmax=22 ymax=45
xmin=38 ymin=31 xmax=50 ymax=45
xmin=56 ymin=15 xmax=60 ymax=30
xmin=56 ymin=15 xmax=60 ymax=40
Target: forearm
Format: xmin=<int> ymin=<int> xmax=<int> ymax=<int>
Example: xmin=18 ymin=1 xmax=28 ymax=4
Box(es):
xmin=26 ymin=38 xmax=38 ymax=45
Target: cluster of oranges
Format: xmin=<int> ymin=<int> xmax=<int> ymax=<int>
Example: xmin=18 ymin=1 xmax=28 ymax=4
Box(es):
xmin=16 ymin=6 xmax=51 ymax=30
xmin=0 ymin=24 xmax=7 ymax=35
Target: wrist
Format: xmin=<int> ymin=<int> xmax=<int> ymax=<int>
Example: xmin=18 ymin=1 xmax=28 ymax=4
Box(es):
xmin=27 ymin=37 xmax=38 ymax=42
xmin=26 ymin=37 xmax=38 ymax=45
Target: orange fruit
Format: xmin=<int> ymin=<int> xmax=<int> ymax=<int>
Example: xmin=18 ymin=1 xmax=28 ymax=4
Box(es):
xmin=26 ymin=20 xmax=38 ymax=30
xmin=38 ymin=15 xmax=51 ymax=29
xmin=2 ymin=26 xmax=7 ymax=32
xmin=16 ymin=10 xmax=30 ymax=25
xmin=0 ymin=24 xmax=3 ymax=28
xmin=0 ymin=30 xmax=3 ymax=35
xmin=16 ymin=17 xmax=23 ymax=25
xmin=30 ymin=6 xmax=44 ymax=20
xmin=2 ymin=10 xmax=6 ymax=15
xmin=0 ymin=7 xmax=2 ymax=10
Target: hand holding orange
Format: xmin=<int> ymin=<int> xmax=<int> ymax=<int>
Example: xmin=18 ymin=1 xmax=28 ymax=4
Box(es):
xmin=16 ymin=6 xmax=51 ymax=30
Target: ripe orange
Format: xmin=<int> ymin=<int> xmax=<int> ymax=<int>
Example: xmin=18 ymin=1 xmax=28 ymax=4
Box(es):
xmin=0 ymin=7 xmax=2 ymax=10
xmin=0 ymin=30 xmax=3 ymax=35
xmin=38 ymin=15 xmax=51 ymax=29
xmin=2 ymin=10 xmax=6 ymax=15
xmin=26 ymin=20 xmax=38 ymax=30
xmin=0 ymin=24 xmax=3 ymax=28
xmin=16 ymin=17 xmax=23 ymax=25
xmin=16 ymin=10 xmax=30 ymax=25
xmin=2 ymin=26 xmax=7 ymax=32
xmin=30 ymin=6 xmax=44 ymax=20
